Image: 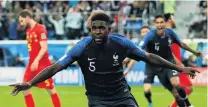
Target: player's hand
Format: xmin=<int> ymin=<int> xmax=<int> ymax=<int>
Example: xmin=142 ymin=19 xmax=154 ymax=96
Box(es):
xmin=194 ymin=51 xmax=203 ymax=58
xmin=122 ymin=58 xmax=130 ymax=67
xmin=123 ymin=70 xmax=129 ymax=76
xmin=181 ymin=67 xmax=200 ymax=79
xmin=9 ymin=82 xmax=32 ymax=96
xmin=31 ymin=60 xmax=39 ymax=72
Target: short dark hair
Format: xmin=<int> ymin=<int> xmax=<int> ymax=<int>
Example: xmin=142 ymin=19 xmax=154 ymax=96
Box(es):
xmin=154 ymin=15 xmax=165 ymax=21
xmin=164 ymin=13 xmax=173 ymax=22
xmin=91 ymin=13 xmax=110 ymax=24
xmin=87 ymin=10 xmax=105 ymax=31
xmin=140 ymin=25 xmax=150 ymax=31
xmin=18 ymin=9 xmax=33 ymax=19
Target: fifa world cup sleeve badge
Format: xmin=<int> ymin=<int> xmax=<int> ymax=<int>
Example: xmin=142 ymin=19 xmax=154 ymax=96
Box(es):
xmin=41 ymin=33 xmax=47 ymax=39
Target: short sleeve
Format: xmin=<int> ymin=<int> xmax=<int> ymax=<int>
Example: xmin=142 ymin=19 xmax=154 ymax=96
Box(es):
xmin=166 ymin=28 xmax=181 ymax=45
xmin=57 ymin=37 xmax=92 ymax=68
xmin=139 ymin=31 xmax=154 ymax=49
xmin=38 ymin=25 xmax=48 ymax=41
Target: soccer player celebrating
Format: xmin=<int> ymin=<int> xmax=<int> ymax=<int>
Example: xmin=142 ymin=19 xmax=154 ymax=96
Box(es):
xmin=164 ymin=13 xmax=194 ymax=107
xmin=10 ymin=12 xmax=199 ymax=107
xmin=17 ymin=10 xmax=61 ymax=107
xmin=138 ymin=15 xmax=202 ymax=107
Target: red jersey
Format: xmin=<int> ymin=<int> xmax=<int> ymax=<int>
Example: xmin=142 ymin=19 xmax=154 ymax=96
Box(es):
xmin=171 ymin=43 xmax=182 ymax=61
xmin=26 ymin=23 xmax=50 ymax=64
xmin=171 ymin=43 xmax=192 ymax=86
xmin=24 ymin=23 xmax=54 ymax=88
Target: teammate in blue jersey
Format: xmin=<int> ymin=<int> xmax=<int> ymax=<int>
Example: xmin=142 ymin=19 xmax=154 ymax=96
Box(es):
xmin=139 ymin=15 xmax=202 ymax=107
xmin=10 ymin=12 xmax=200 ymax=107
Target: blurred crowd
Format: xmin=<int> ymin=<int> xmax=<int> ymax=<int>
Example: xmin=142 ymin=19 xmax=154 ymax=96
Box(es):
xmin=0 ymin=0 xmax=207 ymax=67
xmin=187 ymin=0 xmax=207 ymax=39
xmin=0 ymin=0 xmax=206 ymax=40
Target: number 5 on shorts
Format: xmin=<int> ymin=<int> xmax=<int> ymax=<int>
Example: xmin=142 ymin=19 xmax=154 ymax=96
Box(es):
xmin=44 ymin=80 xmax=50 ymax=86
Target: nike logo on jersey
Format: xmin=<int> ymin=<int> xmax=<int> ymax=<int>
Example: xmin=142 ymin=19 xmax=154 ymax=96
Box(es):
xmin=124 ymin=88 xmax=128 ymax=92
xmin=88 ymin=57 xmax=96 ymax=61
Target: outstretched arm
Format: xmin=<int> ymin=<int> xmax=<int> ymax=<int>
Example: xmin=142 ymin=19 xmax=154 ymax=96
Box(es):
xmin=10 ymin=56 xmax=74 ymax=96
xmin=9 ymin=61 xmax=71 ymax=96
xmin=125 ymin=39 xmax=199 ymax=76
xmin=169 ymin=29 xmax=202 ymax=57
xmin=132 ymin=52 xmax=199 ymax=78
xmin=29 ymin=63 xmax=63 ymax=86
xmin=9 ymin=38 xmax=91 ymax=96
xmin=112 ymin=35 xmax=199 ymax=78
xmin=143 ymin=53 xmax=183 ymax=72
xmin=180 ymin=42 xmax=202 ymax=57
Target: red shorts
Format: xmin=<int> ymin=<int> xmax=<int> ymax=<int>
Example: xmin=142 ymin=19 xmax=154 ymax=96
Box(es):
xmin=23 ymin=63 xmax=54 ymax=89
xmin=179 ymin=73 xmax=192 ymax=87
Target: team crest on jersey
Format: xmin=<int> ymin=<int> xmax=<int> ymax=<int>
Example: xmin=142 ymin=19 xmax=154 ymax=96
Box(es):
xmin=41 ymin=33 xmax=47 ymax=39
xmin=168 ymin=38 xmax=172 ymax=46
xmin=113 ymin=53 xmax=119 ymax=66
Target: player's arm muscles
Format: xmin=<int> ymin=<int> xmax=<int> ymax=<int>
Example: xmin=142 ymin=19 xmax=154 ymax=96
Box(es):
xmin=179 ymin=42 xmax=199 ymax=55
xmin=124 ymin=38 xmax=183 ymax=72
xmin=29 ymin=51 xmax=75 ymax=86
xmin=29 ymin=62 xmax=64 ymax=86
xmin=143 ymin=52 xmax=183 ymax=72
xmin=169 ymin=29 xmax=199 ymax=55
xmin=28 ymin=38 xmax=89 ymax=86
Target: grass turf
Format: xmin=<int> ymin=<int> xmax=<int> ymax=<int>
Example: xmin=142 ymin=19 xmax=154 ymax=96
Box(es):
xmin=1 ymin=86 xmax=207 ymax=107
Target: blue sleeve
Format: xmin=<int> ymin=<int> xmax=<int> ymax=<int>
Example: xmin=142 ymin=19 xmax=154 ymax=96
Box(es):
xmin=167 ymin=29 xmax=181 ymax=45
xmin=57 ymin=37 xmax=92 ymax=68
xmin=138 ymin=31 xmax=153 ymax=49
xmin=110 ymin=34 xmax=147 ymax=61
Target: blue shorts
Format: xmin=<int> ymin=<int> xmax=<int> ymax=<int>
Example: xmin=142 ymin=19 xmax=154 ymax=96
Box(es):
xmin=88 ymin=93 xmax=139 ymax=107
xmin=157 ymin=68 xmax=179 ymax=91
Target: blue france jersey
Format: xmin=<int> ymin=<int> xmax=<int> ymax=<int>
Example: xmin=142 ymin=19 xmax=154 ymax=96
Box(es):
xmin=139 ymin=28 xmax=181 ymax=62
xmin=57 ymin=34 xmax=146 ymax=99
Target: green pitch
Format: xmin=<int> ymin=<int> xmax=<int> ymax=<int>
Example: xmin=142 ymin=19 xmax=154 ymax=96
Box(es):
xmin=1 ymin=86 xmax=207 ymax=107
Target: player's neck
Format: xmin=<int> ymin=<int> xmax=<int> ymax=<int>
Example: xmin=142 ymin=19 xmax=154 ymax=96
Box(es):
xmin=29 ymin=20 xmax=37 ymax=29
xmin=156 ymin=30 xmax=165 ymax=37
xmin=94 ymin=39 xmax=109 ymax=48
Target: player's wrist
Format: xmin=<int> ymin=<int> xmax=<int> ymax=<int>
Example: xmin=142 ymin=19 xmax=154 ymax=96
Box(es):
xmin=193 ymin=50 xmax=199 ymax=55
xmin=177 ymin=66 xmax=184 ymax=73
xmin=28 ymin=82 xmax=32 ymax=87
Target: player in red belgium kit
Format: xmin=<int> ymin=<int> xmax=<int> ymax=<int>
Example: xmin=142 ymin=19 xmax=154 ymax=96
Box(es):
xmin=17 ymin=9 xmax=61 ymax=107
